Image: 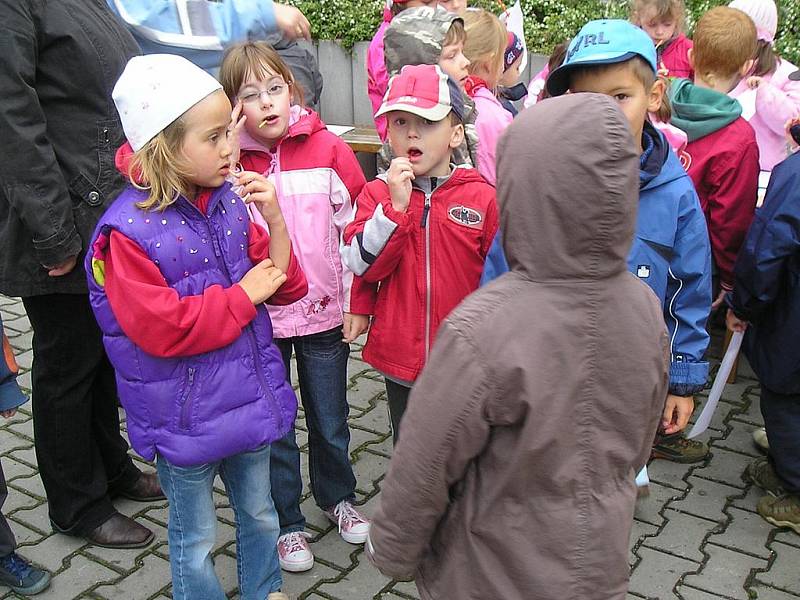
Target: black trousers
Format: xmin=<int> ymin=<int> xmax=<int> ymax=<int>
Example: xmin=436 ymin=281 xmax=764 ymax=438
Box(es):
xmin=761 ymin=386 xmax=800 ymax=494
xmin=385 ymin=379 xmax=412 ymax=446
xmin=0 ymin=462 xmax=15 ymax=556
xmin=21 ymin=294 xmax=140 ymax=535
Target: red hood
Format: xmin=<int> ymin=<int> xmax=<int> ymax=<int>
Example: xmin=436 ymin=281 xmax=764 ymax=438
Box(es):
xmin=115 ymin=141 xmax=145 ymax=185
xmin=464 ymin=76 xmax=489 ymax=99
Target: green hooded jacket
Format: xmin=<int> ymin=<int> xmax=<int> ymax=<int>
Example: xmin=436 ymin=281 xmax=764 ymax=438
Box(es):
xmin=669 ymin=78 xmax=743 ymax=142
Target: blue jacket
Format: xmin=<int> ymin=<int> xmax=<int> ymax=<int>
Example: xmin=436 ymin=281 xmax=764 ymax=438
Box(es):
xmin=482 ymin=124 xmax=712 ymax=395
xmin=105 ymin=0 xmax=277 ymax=72
xmin=86 ymin=184 xmax=298 ymax=467
xmin=727 ymin=151 xmax=800 ymax=394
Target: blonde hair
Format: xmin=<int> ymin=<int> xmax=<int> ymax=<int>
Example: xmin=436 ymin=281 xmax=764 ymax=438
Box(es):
xmin=130 ymin=118 xmax=194 ymax=212
xmin=693 ymin=6 xmax=757 ymax=81
xmin=630 ymin=0 xmax=686 ymax=33
xmin=462 ymin=9 xmax=507 ymax=85
xmin=220 ymin=41 xmax=304 ymax=107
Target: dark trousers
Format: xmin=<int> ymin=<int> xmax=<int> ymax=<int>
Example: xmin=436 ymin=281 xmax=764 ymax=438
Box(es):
xmin=385 ymin=379 xmax=412 ymax=446
xmin=761 ymin=386 xmax=800 ymax=494
xmin=0 ymin=462 xmax=16 ymax=556
xmin=270 ymin=327 xmax=356 ymax=534
xmin=22 ymin=294 xmax=140 ymax=535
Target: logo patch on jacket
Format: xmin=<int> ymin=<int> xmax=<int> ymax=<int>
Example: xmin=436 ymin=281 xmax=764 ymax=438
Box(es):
xmin=637 ymin=264 xmax=651 ymax=279
xmin=678 ymin=149 xmax=692 ymax=172
xmin=447 ymin=205 xmax=483 ymax=229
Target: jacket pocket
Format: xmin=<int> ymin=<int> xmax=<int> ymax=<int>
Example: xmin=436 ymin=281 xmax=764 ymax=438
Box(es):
xmin=177 ymin=367 xmax=199 ymax=431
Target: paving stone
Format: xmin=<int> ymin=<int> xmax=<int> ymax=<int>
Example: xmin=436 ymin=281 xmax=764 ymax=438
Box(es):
xmin=693 ymin=447 xmax=753 ymax=489
xmin=629 ymin=519 xmax=659 ymax=566
xmin=647 ymin=459 xmax=695 ymax=490
xmin=747 ymin=584 xmax=800 ymax=599
xmin=634 ymin=483 xmax=684 ymax=528
xmin=94 ymin=553 xmax=172 ymax=599
xmin=33 ymin=554 xmax=118 ymax=599
xmin=683 ymin=543 xmax=769 ymax=599
xmin=352 ymin=450 xmax=391 ymax=496
xmin=316 ymin=558 xmax=393 ymax=599
xmin=306 ymin=529 xmax=358 ymax=571
xmin=7 ymin=415 xmax=35 ymax=439
xmin=710 ymin=507 xmax=774 ymax=559
xmin=773 ymin=530 xmax=800 ymax=549
xmin=627 ymin=546 xmax=698 ymax=598
xmin=715 ymin=421 xmax=767 ymax=459
xmin=0 ymin=456 xmax=36 ymax=481
xmin=281 ymin=558 xmax=343 ymax=599
xmin=11 ymin=500 xmax=55 ymax=534
xmin=676 ymin=585 xmax=737 ymax=600
xmin=17 ymin=534 xmax=87 ymax=573
xmin=641 ymin=508 xmax=714 ymax=563
xmin=731 ymin=392 xmax=765 ymax=427
xmin=346 ymin=376 xmax=386 ymax=411
xmin=755 ymin=541 xmax=800 ymax=595
xmin=669 ymin=476 xmax=742 ymax=522
xmin=731 ymin=485 xmax=765 ymax=514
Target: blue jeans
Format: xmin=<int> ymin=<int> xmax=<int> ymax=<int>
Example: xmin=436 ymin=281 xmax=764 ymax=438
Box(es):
xmin=156 ymin=446 xmax=281 ymax=600
xmin=271 ymin=327 xmax=356 ymax=534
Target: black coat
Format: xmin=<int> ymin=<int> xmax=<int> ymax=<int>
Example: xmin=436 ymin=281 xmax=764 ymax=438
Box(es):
xmin=729 ymin=151 xmax=800 ymax=395
xmin=0 ymin=0 xmax=139 ymax=296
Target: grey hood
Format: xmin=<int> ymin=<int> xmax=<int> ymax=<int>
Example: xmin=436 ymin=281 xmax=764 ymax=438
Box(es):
xmin=496 ymin=93 xmax=639 ymax=281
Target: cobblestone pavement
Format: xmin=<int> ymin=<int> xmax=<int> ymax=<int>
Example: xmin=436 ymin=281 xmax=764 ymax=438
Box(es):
xmin=1 ymin=294 xmax=799 ymax=599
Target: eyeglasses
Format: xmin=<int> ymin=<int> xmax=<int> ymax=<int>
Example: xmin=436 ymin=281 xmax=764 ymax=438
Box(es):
xmin=237 ymin=82 xmax=291 ymax=104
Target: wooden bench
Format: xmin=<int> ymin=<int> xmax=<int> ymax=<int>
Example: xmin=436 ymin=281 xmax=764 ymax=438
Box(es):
xmin=340 ymin=126 xmax=382 ymax=154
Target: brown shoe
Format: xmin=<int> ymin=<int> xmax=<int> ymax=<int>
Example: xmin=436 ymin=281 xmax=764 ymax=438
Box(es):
xmin=86 ymin=513 xmax=154 ymax=549
xmin=114 ymin=472 xmax=165 ymax=502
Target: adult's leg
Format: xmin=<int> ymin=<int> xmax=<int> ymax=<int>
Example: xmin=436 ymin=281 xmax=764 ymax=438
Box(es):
xmin=761 ymin=386 xmax=800 ymax=494
xmin=268 ymin=338 xmax=305 ymax=535
xmin=294 ymin=328 xmax=355 ymax=510
xmin=0 ymin=462 xmax=16 ymax=557
xmin=156 ymin=455 xmax=224 ymax=600
xmin=384 ymin=379 xmax=411 ymax=446
xmin=22 ymin=294 xmax=135 ymax=534
xmin=220 ymin=446 xmax=282 ymax=600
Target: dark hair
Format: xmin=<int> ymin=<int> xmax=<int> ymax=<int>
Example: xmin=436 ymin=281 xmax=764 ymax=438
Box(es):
xmin=568 ymin=56 xmax=657 ymax=93
xmin=751 ymin=39 xmax=779 ymax=77
xmin=537 ymin=39 xmax=571 ymax=102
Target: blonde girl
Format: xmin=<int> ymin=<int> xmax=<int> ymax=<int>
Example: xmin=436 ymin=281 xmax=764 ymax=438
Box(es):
xmin=631 ymin=0 xmax=693 ymax=78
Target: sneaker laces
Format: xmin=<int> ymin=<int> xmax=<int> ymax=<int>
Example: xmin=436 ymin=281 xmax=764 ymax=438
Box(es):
xmin=330 ymin=501 xmax=367 ymax=533
xmin=279 ymin=532 xmax=309 ymax=554
xmin=0 ymin=553 xmax=32 ymax=580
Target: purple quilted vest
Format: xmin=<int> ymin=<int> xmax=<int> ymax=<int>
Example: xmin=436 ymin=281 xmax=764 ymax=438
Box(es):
xmin=86 ymin=184 xmax=297 ymax=467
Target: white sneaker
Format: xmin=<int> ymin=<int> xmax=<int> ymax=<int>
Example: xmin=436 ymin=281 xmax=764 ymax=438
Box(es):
xmin=753 ymin=427 xmax=770 ymax=452
xmin=324 ymin=500 xmax=370 ymax=544
xmin=276 ymin=531 xmax=314 ymax=572
xmin=267 ymin=594 xmax=290 ymax=600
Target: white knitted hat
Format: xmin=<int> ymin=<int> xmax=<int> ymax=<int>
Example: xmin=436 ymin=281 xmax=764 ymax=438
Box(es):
xmin=113 ymin=54 xmax=223 ymax=151
xmin=728 ymin=0 xmax=778 ymax=43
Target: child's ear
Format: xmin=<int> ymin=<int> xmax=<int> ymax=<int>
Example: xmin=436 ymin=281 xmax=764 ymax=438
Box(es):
xmin=739 ymin=58 xmax=756 ymax=78
xmin=687 ymin=48 xmax=694 ymax=70
xmin=449 ymin=123 xmax=465 ymax=148
xmin=647 ymin=78 xmax=666 ymax=114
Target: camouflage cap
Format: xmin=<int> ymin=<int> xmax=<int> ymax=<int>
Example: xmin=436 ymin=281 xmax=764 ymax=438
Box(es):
xmin=384 ymin=5 xmax=463 ymax=76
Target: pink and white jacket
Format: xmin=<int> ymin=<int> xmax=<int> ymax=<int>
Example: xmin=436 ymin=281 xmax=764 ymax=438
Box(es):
xmin=239 ymin=106 xmax=368 ymax=338
xmin=523 ymin=64 xmax=550 ymax=109
xmin=367 ymin=11 xmax=392 ymax=141
xmin=729 ymin=59 xmax=800 ymax=171
xmin=464 ymin=77 xmax=513 ymax=186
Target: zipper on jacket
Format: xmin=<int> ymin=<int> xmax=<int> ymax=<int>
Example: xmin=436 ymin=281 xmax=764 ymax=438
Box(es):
xmin=179 ymin=367 xmax=196 ymax=430
xmin=421 ymin=192 xmax=433 ymax=360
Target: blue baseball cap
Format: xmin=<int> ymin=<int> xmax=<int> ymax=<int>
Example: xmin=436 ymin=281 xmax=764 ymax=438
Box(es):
xmin=546 ymin=20 xmax=658 ymax=97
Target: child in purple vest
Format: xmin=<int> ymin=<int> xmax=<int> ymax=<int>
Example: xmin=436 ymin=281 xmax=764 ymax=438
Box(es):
xmin=85 ymin=54 xmax=308 ymax=600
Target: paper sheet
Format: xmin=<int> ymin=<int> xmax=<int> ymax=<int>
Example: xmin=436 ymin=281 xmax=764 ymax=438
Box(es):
xmin=499 ymin=1 xmax=527 ymax=71
xmin=327 ymin=125 xmax=355 ymax=137
xmin=687 ymin=331 xmax=744 ymax=439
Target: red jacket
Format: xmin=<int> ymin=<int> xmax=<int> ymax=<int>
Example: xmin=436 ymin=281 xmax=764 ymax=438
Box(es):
xmin=341 ymin=168 xmax=498 ymax=382
xmin=660 ymin=34 xmax=693 ymax=79
xmin=678 ymin=117 xmax=759 ymax=288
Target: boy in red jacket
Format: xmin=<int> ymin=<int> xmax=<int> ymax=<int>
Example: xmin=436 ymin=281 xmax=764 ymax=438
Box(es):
xmin=668 ymin=6 xmax=760 ymax=309
xmin=340 ymin=64 xmax=498 ymax=444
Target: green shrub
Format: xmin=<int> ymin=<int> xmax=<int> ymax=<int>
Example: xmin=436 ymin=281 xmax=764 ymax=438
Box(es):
xmin=286 ymin=0 xmax=799 ymax=65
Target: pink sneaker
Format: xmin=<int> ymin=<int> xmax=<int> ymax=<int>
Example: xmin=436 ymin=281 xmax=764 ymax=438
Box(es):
xmin=277 ymin=531 xmax=314 ymax=572
xmin=324 ymin=500 xmax=370 ymax=544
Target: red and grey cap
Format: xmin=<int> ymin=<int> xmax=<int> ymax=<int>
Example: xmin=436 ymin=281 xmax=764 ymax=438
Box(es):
xmin=375 ymin=64 xmax=465 ymax=122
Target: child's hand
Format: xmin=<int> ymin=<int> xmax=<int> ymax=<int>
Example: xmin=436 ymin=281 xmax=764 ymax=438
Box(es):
xmin=661 ymin=394 xmax=694 ymax=435
xmin=342 ymin=313 xmax=370 ymax=343
xmin=234 ymin=171 xmax=285 ymax=227
xmin=726 ymin=309 xmax=748 ymax=333
xmin=746 ymin=76 xmax=763 ymax=89
xmin=238 ymin=259 xmax=287 ymax=304
xmin=387 ymin=157 xmax=414 ymax=213
xmin=1 ymin=409 xmax=17 ymax=419
xmin=227 ymin=102 xmax=247 ymax=172
xmin=786 ymin=117 xmax=800 ymax=149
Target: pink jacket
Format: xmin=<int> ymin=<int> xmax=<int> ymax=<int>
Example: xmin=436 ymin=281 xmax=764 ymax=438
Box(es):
xmin=524 ymin=64 xmax=550 ymax=108
xmin=465 ymin=79 xmax=513 ymax=185
xmin=730 ymin=59 xmax=800 ymax=171
xmin=367 ymin=13 xmax=391 ymax=140
xmin=239 ymin=107 xmax=368 ymax=338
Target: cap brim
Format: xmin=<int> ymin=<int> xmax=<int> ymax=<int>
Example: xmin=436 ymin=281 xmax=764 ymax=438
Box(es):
xmin=546 ymin=51 xmax=644 ymax=97
xmin=789 ymin=69 xmax=800 ymax=81
xmin=375 ymin=101 xmax=452 ymax=122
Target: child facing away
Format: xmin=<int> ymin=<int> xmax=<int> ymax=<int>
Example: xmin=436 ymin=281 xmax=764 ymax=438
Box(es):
xmin=668 ymin=6 xmax=760 ymax=310
xmin=545 ymin=19 xmax=713 ymax=463
xmin=728 ymin=0 xmax=800 ymax=173
xmin=381 ymin=5 xmax=478 ymax=168
xmin=340 ymin=64 xmax=499 ymax=444
xmin=86 ymin=54 xmax=308 ymax=600
xmin=367 ymin=0 xmax=438 ymax=141
xmin=497 ymin=31 xmax=528 ymax=116
xmin=631 ymin=0 xmax=693 ymax=79
xmin=727 ymin=126 xmax=800 ymax=535
xmin=366 ymin=93 xmax=670 ymax=600
xmin=462 ymin=9 xmax=513 ymax=185
xmin=219 ymin=42 xmax=371 ymax=574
